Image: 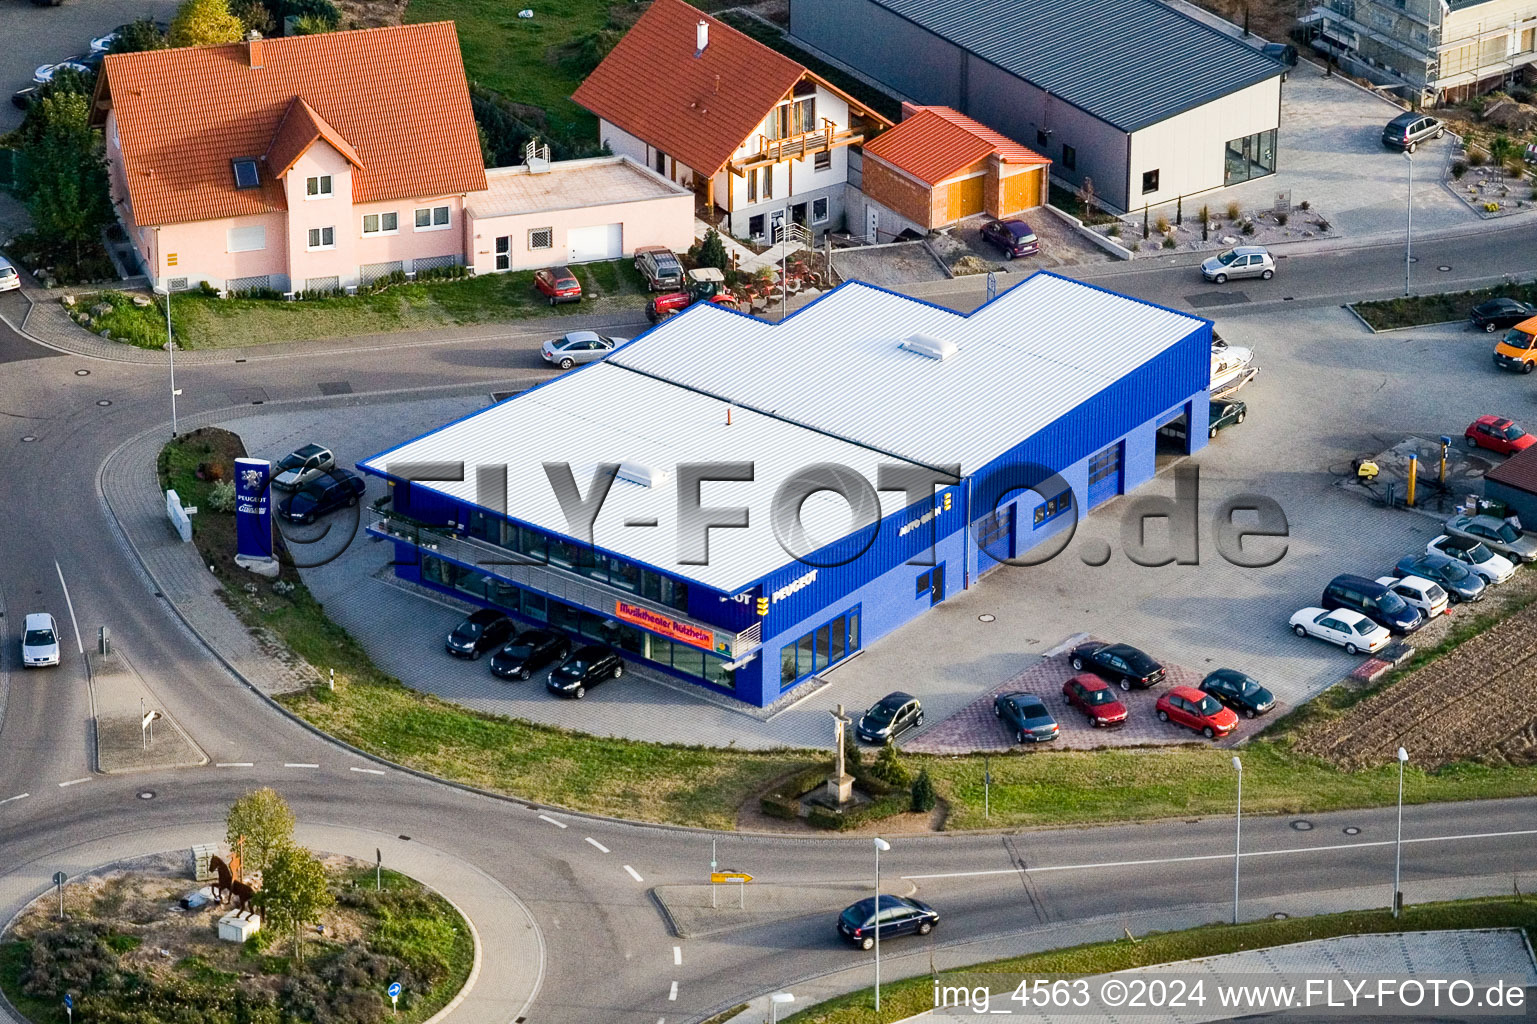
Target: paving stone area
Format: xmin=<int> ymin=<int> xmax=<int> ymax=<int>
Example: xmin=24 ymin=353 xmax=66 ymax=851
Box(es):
xmin=905 ymin=646 xmax=1279 ymax=755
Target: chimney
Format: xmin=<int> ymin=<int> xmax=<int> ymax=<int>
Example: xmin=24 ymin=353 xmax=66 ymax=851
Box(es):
xmin=695 ymin=19 xmax=708 ymax=57
xmin=246 ymin=29 xmax=263 ymax=69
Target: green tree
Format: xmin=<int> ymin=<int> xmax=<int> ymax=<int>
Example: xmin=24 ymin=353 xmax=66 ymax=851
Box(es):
xmin=169 ymin=0 xmax=246 ymax=48
xmin=910 ymin=768 xmax=937 ymax=813
xmin=691 ymin=229 xmax=729 ymax=273
xmin=229 ymin=0 xmax=275 ymax=36
xmin=108 ymin=17 xmax=170 ymax=55
xmin=257 ymin=843 xmax=333 ymax=965
xmin=871 ymin=744 xmax=910 ymax=787
xmin=20 ymin=92 xmax=111 ymax=268
xmin=226 ymin=787 xmax=296 ymax=877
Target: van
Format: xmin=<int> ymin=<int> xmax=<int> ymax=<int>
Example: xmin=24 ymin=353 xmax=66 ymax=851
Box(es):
xmin=1493 ymin=316 xmax=1537 ymax=373
xmin=1321 ymin=574 xmax=1424 ymax=634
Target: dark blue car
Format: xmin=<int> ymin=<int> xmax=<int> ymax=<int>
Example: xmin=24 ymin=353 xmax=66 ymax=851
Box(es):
xmin=277 ymin=470 xmax=365 ymax=524
xmin=1321 ymin=574 xmax=1423 ymax=634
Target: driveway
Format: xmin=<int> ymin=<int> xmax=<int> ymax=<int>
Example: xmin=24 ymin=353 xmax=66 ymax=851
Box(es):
xmin=0 ymin=0 xmax=179 ymax=134
xmin=1135 ymin=60 xmax=1472 ymax=239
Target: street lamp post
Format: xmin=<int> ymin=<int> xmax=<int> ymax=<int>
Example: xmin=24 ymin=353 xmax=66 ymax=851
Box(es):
xmin=1231 ymin=755 xmax=1242 ymax=925
xmin=1403 ymin=151 xmax=1413 ymax=297
xmin=157 ymin=285 xmax=178 ymax=438
xmin=1393 ymin=746 xmax=1409 ymax=916
xmin=769 ymin=991 xmax=795 ymax=1024
xmin=873 ymin=836 xmax=891 ymax=1013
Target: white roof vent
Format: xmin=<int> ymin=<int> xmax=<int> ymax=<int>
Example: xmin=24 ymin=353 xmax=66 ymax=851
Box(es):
xmin=617 ymin=461 xmax=669 ymax=488
xmin=899 ymin=333 xmax=958 ymax=361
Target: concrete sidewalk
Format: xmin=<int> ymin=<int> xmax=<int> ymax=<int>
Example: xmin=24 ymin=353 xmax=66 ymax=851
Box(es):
xmin=0 ymin=822 xmax=541 ymax=1024
xmin=87 ymin=646 xmax=207 ymax=773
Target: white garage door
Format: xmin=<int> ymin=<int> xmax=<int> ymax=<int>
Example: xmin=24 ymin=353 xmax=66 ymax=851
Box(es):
xmin=567 ymin=223 xmax=623 ymax=263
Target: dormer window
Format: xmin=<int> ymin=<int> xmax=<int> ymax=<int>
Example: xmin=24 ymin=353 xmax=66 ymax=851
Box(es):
xmin=306 ymin=174 xmax=333 ymax=198
xmin=231 ymin=158 xmax=259 ymax=189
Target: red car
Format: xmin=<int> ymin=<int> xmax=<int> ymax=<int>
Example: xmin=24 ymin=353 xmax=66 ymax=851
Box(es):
xmin=534 ymin=266 xmax=583 ymax=306
xmin=1465 ymin=415 xmax=1535 ymax=455
xmin=1061 ymin=673 xmax=1128 ymax=727
xmin=1156 ymin=686 xmax=1239 ymax=739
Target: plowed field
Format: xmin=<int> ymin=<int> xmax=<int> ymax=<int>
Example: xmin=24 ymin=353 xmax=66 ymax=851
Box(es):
xmin=1295 ymin=585 xmax=1537 ymax=770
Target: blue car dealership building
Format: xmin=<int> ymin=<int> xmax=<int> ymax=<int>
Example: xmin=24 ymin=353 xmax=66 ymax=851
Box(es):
xmin=360 ymin=272 xmax=1211 ymax=707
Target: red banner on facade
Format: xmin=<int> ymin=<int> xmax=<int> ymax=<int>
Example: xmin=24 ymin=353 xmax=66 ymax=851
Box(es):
xmin=614 ymin=601 xmax=715 ymax=650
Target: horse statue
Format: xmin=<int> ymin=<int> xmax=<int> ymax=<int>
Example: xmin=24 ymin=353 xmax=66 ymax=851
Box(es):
xmin=209 ymin=854 xmax=258 ymax=920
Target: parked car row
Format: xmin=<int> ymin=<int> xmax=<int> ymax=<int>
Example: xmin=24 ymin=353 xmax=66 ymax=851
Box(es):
xmin=12 ymin=21 xmax=166 ymax=109
xmin=265 ymin=444 xmax=369 ymax=524
xmin=444 ymin=609 xmax=625 ymax=699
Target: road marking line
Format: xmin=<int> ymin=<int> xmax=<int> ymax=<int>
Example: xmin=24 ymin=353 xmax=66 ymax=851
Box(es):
xmin=624 ymin=865 xmax=643 ymax=882
xmin=673 ymin=946 xmax=681 ymax=966
xmin=901 ymin=826 xmax=1537 ymax=880
xmin=216 ymin=762 xmax=254 ymax=768
xmin=54 ymin=561 xmax=84 ymax=655
xmin=349 ymin=766 xmax=386 ymax=775
xmin=0 ymin=793 xmax=29 ymax=805
xmin=538 ymin=814 xmax=567 ymax=829
xmin=585 ymin=837 xmax=610 ymax=854
xmin=668 ymin=981 xmax=678 ymax=1001
xmin=58 ymin=778 xmax=91 ymax=787
xmin=284 ymin=763 xmax=319 ymax=768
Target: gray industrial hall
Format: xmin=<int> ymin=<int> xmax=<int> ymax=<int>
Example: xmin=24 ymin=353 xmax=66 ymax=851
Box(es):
xmin=791 ymin=0 xmax=1291 ymax=211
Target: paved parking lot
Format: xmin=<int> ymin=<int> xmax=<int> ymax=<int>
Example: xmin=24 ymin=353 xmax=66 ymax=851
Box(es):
xmin=0 ymin=0 xmax=178 ymax=134
xmin=1136 ymin=60 xmax=1471 ymax=239
xmin=224 ymin=302 xmax=1525 ymax=752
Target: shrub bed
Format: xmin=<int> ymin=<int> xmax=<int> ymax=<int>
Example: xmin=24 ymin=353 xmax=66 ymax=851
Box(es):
xmin=1352 ymin=280 xmax=1537 ymax=331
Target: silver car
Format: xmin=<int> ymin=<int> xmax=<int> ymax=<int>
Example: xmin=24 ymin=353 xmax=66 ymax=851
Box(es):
xmin=22 ymin=612 xmax=60 ymax=668
xmin=1442 ymin=514 xmax=1537 ymax=563
xmin=540 ymin=331 xmax=627 ymax=371
xmin=272 ymin=443 xmax=335 ymax=491
xmin=1201 ymin=246 xmax=1274 ymax=283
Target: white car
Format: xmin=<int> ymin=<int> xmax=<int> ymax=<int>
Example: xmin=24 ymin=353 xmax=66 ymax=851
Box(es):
xmin=90 ymin=32 xmax=119 ymax=54
xmin=1427 ymin=534 xmax=1516 ymax=584
xmin=21 ymin=612 xmax=60 ymax=667
xmin=1374 ymin=575 xmax=1449 ymax=620
xmin=0 ymin=257 xmax=20 ymax=293
xmin=1289 ymin=606 xmax=1391 ymax=655
xmin=33 ymin=60 xmax=91 ymax=85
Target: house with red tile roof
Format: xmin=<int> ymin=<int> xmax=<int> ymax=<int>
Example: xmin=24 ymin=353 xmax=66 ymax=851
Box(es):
xmin=573 ymin=0 xmax=890 ymax=243
xmin=860 ymin=104 xmax=1051 ymax=238
xmin=94 ymin=23 xmax=487 ymax=295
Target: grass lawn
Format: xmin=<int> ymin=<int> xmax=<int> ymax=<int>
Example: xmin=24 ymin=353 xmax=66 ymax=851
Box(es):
xmin=80 ymin=260 xmax=650 ymax=349
xmin=0 ymin=860 xmax=472 ymax=1024
xmin=782 ymin=897 xmax=1537 ymax=1023
xmin=1352 ymin=280 xmax=1537 ymax=331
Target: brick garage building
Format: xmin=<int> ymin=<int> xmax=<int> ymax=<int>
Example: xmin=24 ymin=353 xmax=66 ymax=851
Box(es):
xmin=1483 ymin=444 xmax=1537 ymax=525
xmin=859 ymin=105 xmax=1050 ymax=237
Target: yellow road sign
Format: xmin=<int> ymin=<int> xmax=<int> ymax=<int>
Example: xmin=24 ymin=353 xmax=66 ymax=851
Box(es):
xmin=711 ymin=871 xmax=753 ymax=884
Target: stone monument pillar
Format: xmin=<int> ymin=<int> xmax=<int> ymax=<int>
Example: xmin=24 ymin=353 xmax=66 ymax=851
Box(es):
xmin=826 ymin=704 xmax=854 ymax=806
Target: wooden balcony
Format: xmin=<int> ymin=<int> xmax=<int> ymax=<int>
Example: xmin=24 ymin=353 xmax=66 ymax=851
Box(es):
xmin=729 ymin=119 xmax=868 ymax=173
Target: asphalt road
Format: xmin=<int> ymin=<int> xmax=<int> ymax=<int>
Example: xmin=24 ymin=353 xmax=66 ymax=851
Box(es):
xmin=2 ymin=220 xmax=1536 ymax=1024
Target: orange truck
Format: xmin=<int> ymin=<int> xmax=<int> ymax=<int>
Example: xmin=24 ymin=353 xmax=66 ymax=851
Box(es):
xmin=1493 ymin=316 xmax=1537 ymax=373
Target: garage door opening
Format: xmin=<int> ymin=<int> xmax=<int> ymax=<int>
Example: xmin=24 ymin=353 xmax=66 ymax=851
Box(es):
xmin=568 ymin=223 xmax=623 ymax=263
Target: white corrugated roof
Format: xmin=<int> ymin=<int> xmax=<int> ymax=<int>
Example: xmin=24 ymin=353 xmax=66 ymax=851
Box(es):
xmin=609 ymin=273 xmax=1205 ymax=474
xmin=361 ymin=363 xmax=918 ymax=592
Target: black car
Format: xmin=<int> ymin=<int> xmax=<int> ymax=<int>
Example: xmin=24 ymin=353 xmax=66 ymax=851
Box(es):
xmin=277 ymin=471 xmax=365 ymax=524
xmin=1322 ymin=573 xmax=1423 ymax=634
xmin=490 ymin=629 xmax=571 ymax=681
xmin=1199 ymin=668 xmax=1274 ymax=719
xmin=1261 ymin=42 xmax=1299 ymax=67
xmin=445 ymin=608 xmax=516 ymax=660
xmin=993 ymin=691 xmax=1059 ymax=744
xmin=980 ymin=218 xmax=1040 ymax=260
xmin=837 ymin=895 xmax=938 ymax=950
xmin=547 ymin=645 xmax=623 ymax=698
xmin=11 ymin=85 xmax=39 ymax=111
xmin=1069 ymin=642 xmax=1166 ymax=691
xmin=856 ymin=691 xmax=923 ymax=744
xmin=1471 ymin=298 xmax=1537 ymax=334
xmin=1395 ymin=553 xmax=1486 ymax=603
